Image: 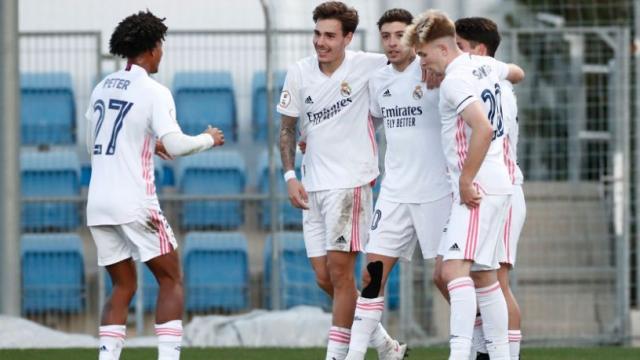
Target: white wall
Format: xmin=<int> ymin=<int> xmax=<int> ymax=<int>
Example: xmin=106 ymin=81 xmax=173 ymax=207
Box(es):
xmin=20 ymin=0 xmax=502 ymax=53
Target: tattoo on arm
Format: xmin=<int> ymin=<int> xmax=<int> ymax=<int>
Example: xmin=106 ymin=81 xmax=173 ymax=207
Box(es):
xmin=279 ymin=116 xmax=298 ymax=171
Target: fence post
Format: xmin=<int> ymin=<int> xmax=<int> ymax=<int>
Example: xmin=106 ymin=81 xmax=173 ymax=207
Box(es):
xmin=0 ymin=0 xmax=20 ymax=316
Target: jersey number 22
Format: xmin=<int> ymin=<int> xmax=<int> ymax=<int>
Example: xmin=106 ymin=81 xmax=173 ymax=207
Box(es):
xmin=480 ymin=83 xmax=504 ymax=141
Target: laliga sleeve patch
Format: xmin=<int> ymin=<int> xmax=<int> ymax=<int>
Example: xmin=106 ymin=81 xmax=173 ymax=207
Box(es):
xmin=279 ymin=90 xmax=291 ymax=108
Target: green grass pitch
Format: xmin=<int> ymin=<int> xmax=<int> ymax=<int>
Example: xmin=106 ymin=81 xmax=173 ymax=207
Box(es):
xmin=2 ymin=347 xmax=640 ymax=359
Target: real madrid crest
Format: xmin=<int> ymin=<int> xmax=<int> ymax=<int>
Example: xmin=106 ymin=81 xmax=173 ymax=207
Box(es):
xmin=340 ymin=81 xmax=352 ymax=97
xmin=412 ymin=85 xmax=423 ymax=100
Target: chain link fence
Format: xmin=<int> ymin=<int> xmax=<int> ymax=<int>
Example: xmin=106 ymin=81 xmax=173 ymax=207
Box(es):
xmin=13 ymin=0 xmax=640 ymax=347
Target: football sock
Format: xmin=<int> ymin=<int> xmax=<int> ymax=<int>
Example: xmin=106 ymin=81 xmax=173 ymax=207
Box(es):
xmin=447 ymin=277 xmax=476 ymax=360
xmin=98 ymin=324 xmax=126 ymax=360
xmin=509 ymin=330 xmax=522 ymax=360
xmin=327 ymin=326 xmax=351 ymax=360
xmin=155 ymin=320 xmax=183 ymax=360
xmin=476 ymin=282 xmax=509 ymax=359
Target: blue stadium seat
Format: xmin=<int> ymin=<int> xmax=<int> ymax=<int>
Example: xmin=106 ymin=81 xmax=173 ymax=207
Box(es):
xmin=257 ymin=150 xmax=302 ymax=229
xmin=251 ymin=71 xmax=286 ymax=141
xmin=183 ymin=232 xmax=249 ymax=312
xmin=21 ymin=233 xmax=85 ymax=314
xmin=21 ymin=151 xmax=80 ymax=231
xmin=173 ymin=72 xmax=237 ymax=142
xmin=104 ymin=265 xmax=158 ymax=312
xmin=21 ymin=72 xmax=76 ymax=145
xmin=263 ymin=232 xmax=331 ymax=310
xmin=177 ymin=151 xmax=246 ymax=229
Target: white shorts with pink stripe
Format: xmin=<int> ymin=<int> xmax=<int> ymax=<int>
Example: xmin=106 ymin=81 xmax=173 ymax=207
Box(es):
xmin=90 ymin=208 xmax=177 ymax=266
xmin=303 ymin=184 xmax=373 ymax=258
xmin=439 ymin=193 xmax=510 ymax=270
xmin=497 ymin=184 xmax=526 ymax=267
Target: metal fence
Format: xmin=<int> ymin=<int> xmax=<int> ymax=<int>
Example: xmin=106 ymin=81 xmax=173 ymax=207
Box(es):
xmin=13 ymin=17 xmax=638 ymax=348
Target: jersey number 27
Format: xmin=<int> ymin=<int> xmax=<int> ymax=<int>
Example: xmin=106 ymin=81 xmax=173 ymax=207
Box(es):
xmin=480 ymin=83 xmax=504 ymax=141
xmin=92 ymin=99 xmax=134 ymax=155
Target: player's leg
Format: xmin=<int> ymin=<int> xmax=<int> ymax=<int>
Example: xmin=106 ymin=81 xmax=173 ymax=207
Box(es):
xmin=500 ymin=185 xmax=526 ymax=360
xmin=440 ymin=199 xmax=485 ymax=360
xmin=433 ymin=256 xmax=450 ymax=302
xmin=498 ymin=265 xmax=521 ymax=360
xmin=90 ymin=225 xmax=136 ymax=360
xmin=309 ymin=255 xmax=333 ymax=296
xmin=146 ymin=251 xmax=184 ymax=360
xmin=348 ymin=198 xmax=412 ymax=359
xmin=124 ymin=210 xmax=183 ymax=360
xmin=346 ymin=254 xmax=398 ymax=360
xmin=469 ymin=194 xmax=512 ymax=360
xmin=426 ymin=195 xmax=455 ymax=303
xmin=326 ymin=250 xmax=359 ymax=360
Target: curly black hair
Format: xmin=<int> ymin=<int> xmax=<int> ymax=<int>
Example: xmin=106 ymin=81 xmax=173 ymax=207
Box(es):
xmin=109 ymin=10 xmax=168 ymax=58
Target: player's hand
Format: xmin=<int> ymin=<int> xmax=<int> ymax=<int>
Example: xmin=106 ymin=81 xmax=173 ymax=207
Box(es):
xmin=298 ymin=141 xmax=307 ymax=154
xmin=459 ymin=179 xmax=482 ymax=208
xmin=425 ymin=69 xmax=444 ymax=89
xmin=287 ymin=178 xmax=309 ymax=210
xmin=155 ymin=139 xmax=174 ymax=160
xmin=204 ymin=126 xmax=225 ymax=147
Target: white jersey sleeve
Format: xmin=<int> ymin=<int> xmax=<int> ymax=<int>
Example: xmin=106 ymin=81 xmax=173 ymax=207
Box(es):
xmin=440 ymin=75 xmax=478 ymax=115
xmin=368 ymin=76 xmax=383 ymax=118
xmin=277 ymin=63 xmax=302 ymax=118
xmin=151 ymin=86 xmax=181 ymax=138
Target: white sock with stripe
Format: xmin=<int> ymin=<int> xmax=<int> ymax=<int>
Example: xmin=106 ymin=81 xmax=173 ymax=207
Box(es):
xmin=326 ymin=326 xmax=351 ymax=360
xmin=447 ymin=277 xmax=476 ymax=360
xmin=509 ymin=330 xmax=522 ymax=359
xmin=370 ymin=322 xmax=392 ymax=350
xmin=471 ymin=313 xmax=488 ymax=358
xmin=345 ymin=296 xmax=384 ymax=360
xmin=99 ymin=324 xmax=126 ymax=360
xmin=476 ymin=282 xmax=509 ymax=359
xmin=155 ymin=320 xmax=183 ymax=360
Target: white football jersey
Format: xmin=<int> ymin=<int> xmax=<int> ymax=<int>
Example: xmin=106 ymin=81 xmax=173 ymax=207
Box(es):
xmin=439 ymin=54 xmax=513 ymax=196
xmin=369 ymin=58 xmax=450 ymax=203
xmin=277 ymin=50 xmax=388 ymax=192
xmin=500 ymin=80 xmax=524 ymax=185
xmin=85 ymin=64 xmax=181 ymax=226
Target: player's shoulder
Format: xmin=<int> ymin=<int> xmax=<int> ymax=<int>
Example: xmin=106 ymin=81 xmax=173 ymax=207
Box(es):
xmin=144 ymin=77 xmax=173 ymax=99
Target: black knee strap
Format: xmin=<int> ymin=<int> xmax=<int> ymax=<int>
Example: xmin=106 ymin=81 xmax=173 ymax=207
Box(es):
xmin=362 ymin=261 xmax=383 ymax=299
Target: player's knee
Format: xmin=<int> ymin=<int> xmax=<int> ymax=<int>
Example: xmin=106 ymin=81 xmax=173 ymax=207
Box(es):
xmin=113 ymin=280 xmax=137 ymax=300
xmin=315 ymin=272 xmax=332 ymax=293
xmin=328 ymin=265 xmax=354 ymax=288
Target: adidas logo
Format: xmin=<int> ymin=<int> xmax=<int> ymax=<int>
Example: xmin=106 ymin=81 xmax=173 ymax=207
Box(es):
xmin=336 ymin=236 xmax=347 ymax=244
xmin=99 ymin=345 xmax=108 ymax=352
xmin=383 ymin=89 xmax=392 ymax=97
xmin=175 ymin=345 xmax=182 ymax=352
xmin=354 ymin=316 xmax=363 ymax=321
xmin=449 ymin=243 xmax=460 ymax=251
xmin=305 ymin=96 xmax=314 ymax=104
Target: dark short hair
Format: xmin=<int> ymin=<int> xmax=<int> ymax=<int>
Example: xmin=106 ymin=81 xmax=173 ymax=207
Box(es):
xmin=109 ymin=10 xmax=168 ymax=58
xmin=377 ymin=8 xmax=413 ymax=30
xmin=312 ymin=1 xmax=359 ymax=35
xmin=454 ymin=17 xmax=501 ymax=57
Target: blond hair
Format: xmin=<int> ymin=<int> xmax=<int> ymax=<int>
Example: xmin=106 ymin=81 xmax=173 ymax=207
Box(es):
xmin=403 ymin=10 xmax=455 ymax=47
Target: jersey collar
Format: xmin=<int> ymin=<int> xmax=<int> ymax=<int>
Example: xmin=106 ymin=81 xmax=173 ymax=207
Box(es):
xmin=444 ymin=53 xmax=469 ymax=75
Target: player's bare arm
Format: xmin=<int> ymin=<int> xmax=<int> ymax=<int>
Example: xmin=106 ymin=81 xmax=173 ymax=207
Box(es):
xmin=280 ymin=115 xmax=308 ymax=209
xmin=459 ymin=101 xmax=493 ymax=208
xmin=506 ymin=64 xmax=525 ymax=84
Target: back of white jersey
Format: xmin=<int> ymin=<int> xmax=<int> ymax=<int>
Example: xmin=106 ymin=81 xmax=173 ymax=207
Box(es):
xmin=85 ymin=65 xmax=181 ymax=226
xmin=369 ymin=59 xmax=450 ymax=203
xmin=439 ymin=54 xmax=513 ymax=196
xmin=277 ymin=51 xmax=388 ymax=192
xmin=500 ymin=81 xmax=524 ymax=185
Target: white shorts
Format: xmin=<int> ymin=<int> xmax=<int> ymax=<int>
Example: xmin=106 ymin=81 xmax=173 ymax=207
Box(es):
xmin=303 ymin=184 xmax=373 ymax=258
xmin=89 ymin=209 xmax=178 ymax=266
xmin=498 ymin=185 xmax=526 ymax=267
xmin=438 ymin=193 xmax=511 ymax=270
xmin=366 ymin=195 xmax=452 ymax=261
